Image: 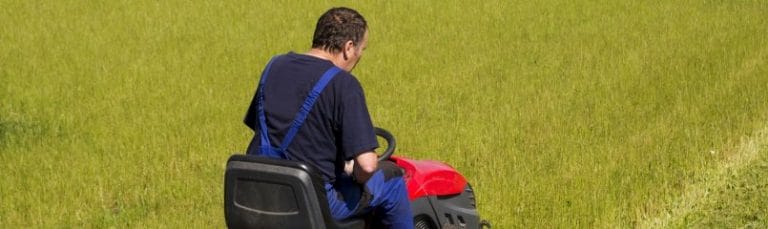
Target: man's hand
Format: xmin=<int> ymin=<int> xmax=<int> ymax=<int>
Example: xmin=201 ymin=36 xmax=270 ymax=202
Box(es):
xmin=343 ymin=160 xmax=355 ymax=175
xmin=352 ymin=151 xmax=378 ymax=184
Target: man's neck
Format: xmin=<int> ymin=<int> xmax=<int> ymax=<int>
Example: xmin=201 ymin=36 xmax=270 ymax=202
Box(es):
xmin=305 ymin=48 xmax=345 ymax=69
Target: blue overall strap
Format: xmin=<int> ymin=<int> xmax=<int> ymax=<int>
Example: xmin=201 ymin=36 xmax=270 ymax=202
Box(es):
xmin=279 ymin=66 xmax=342 ymax=153
xmin=256 ymin=57 xmax=280 ymax=158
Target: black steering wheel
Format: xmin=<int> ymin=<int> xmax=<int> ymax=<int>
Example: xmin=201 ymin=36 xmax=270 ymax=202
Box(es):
xmin=374 ymin=127 xmax=396 ymax=161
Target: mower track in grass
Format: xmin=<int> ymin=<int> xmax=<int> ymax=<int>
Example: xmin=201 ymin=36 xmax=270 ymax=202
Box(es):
xmin=639 ymin=45 xmax=768 ymax=228
xmin=640 ymin=122 xmax=768 ymax=228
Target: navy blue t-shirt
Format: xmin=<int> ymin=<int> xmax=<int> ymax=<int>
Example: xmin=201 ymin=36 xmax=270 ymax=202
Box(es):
xmin=244 ymin=52 xmax=379 ymax=182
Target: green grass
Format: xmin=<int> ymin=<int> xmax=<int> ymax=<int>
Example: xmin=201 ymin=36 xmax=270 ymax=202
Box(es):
xmin=2 ymin=0 xmax=767 ymax=227
xmin=671 ymin=128 xmax=768 ymax=228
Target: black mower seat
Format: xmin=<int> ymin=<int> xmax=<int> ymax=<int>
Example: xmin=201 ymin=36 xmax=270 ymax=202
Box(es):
xmin=224 ymin=154 xmax=365 ymax=229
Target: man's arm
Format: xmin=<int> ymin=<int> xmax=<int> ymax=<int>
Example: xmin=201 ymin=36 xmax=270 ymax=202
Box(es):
xmin=352 ymin=151 xmax=378 ymax=184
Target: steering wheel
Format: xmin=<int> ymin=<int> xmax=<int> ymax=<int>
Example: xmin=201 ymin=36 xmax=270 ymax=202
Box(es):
xmin=374 ymin=127 xmax=396 ymax=161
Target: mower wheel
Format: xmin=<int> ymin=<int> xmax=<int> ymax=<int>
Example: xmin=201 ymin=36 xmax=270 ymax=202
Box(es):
xmin=414 ymin=215 xmax=436 ymax=229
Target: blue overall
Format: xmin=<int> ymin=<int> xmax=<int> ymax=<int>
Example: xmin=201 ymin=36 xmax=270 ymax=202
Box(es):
xmin=253 ymin=57 xmax=413 ymax=228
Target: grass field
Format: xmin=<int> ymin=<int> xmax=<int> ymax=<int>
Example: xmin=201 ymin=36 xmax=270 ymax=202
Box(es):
xmin=2 ymin=0 xmax=767 ymax=228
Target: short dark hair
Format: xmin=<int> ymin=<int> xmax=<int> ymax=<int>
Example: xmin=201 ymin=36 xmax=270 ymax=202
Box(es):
xmin=311 ymin=7 xmax=367 ymax=53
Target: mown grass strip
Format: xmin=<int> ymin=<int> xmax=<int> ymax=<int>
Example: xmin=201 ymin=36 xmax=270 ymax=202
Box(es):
xmin=640 ymin=46 xmax=768 ymax=228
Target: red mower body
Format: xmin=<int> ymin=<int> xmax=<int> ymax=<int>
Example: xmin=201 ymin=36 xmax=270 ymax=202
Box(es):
xmin=391 ymin=156 xmax=468 ymax=200
xmin=391 ymin=156 xmax=485 ymax=228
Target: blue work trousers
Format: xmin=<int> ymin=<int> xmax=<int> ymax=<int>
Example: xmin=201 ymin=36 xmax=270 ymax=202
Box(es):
xmin=326 ymin=163 xmax=413 ymax=229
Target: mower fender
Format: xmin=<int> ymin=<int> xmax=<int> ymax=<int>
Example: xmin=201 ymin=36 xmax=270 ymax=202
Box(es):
xmin=391 ymin=156 xmax=467 ymax=200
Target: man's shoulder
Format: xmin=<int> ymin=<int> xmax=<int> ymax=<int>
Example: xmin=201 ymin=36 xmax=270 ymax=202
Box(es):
xmin=331 ymin=70 xmax=362 ymax=90
xmin=271 ymin=52 xmax=362 ymax=89
xmin=273 ymin=52 xmax=334 ymax=70
xmin=333 ymin=69 xmax=356 ymax=81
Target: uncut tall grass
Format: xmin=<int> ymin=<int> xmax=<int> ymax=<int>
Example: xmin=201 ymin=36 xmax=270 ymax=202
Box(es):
xmin=1 ymin=0 xmax=767 ymax=228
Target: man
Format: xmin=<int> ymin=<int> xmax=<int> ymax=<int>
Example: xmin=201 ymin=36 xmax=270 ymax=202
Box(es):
xmin=243 ymin=7 xmax=413 ymax=228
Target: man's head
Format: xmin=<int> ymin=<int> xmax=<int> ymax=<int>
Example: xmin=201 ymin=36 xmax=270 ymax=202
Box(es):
xmin=312 ymin=7 xmax=368 ymax=72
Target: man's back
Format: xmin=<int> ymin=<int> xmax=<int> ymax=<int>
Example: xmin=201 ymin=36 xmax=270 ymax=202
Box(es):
xmin=244 ymin=52 xmax=378 ymax=183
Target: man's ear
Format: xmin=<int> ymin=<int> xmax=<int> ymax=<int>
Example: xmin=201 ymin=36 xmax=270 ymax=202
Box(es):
xmin=342 ymin=40 xmax=355 ymax=60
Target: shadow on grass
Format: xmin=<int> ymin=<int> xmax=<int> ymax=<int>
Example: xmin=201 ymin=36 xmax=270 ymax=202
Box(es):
xmin=0 ymin=118 xmax=48 ymax=151
xmin=0 ymin=120 xmax=11 ymax=149
xmin=0 ymin=120 xmax=18 ymax=150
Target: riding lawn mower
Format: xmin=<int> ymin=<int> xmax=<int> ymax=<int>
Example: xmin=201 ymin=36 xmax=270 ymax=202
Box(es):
xmin=224 ymin=127 xmax=490 ymax=228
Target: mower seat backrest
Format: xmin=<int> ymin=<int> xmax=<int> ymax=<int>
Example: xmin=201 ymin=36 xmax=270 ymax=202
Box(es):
xmin=224 ymin=154 xmax=364 ymax=229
